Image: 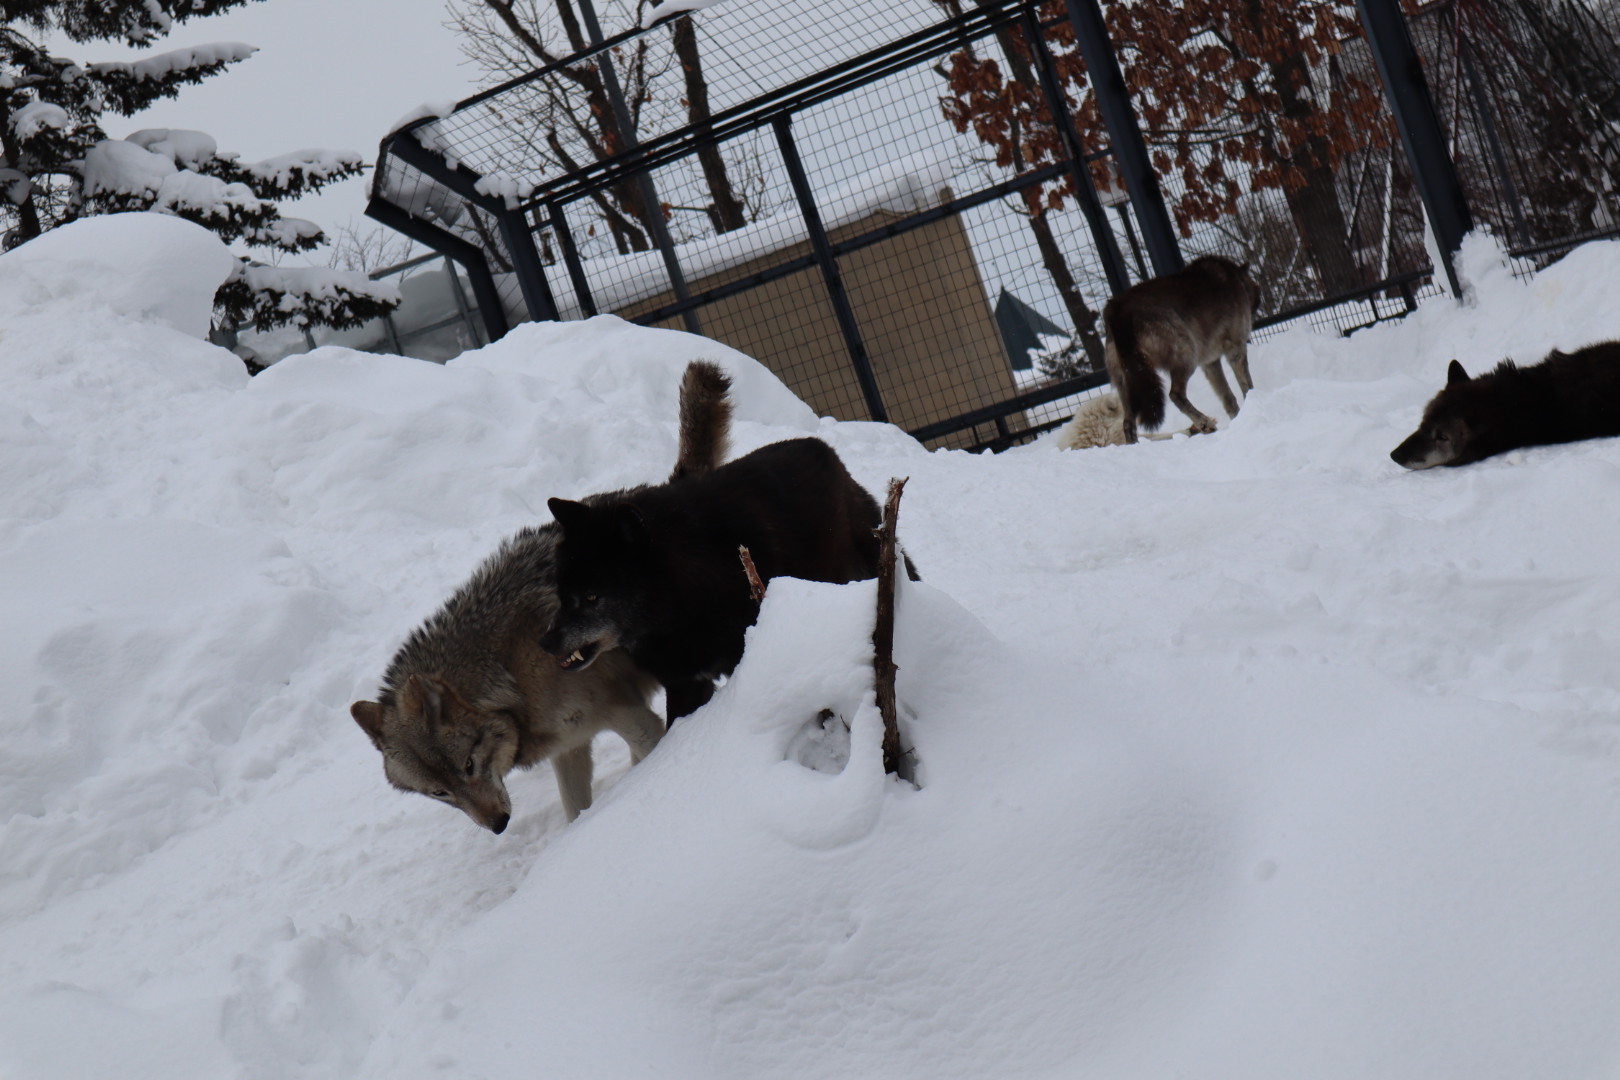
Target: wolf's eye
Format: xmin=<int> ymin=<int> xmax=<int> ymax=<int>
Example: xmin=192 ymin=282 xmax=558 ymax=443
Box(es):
xmin=464 ymin=757 xmax=475 ymax=776
xmin=431 ymin=790 xmax=450 ymax=799
xmin=1434 ymin=430 xmax=1449 ymax=443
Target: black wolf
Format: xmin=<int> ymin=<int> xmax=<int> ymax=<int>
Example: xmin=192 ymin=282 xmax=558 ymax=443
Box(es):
xmin=349 ymin=361 xmax=732 ymax=832
xmin=540 ymin=435 xmax=903 ymax=722
xmin=1104 ymin=254 xmax=1260 ymax=444
xmin=1391 ymin=343 xmax=1620 ymax=469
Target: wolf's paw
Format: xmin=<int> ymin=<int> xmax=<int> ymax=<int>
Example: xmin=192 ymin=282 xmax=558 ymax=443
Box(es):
xmin=1189 ymin=416 xmax=1218 ymax=435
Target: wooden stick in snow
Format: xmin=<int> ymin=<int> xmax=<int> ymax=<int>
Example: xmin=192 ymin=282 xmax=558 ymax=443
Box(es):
xmin=874 ymin=477 xmax=907 ymax=777
xmin=739 ymin=545 xmax=765 ymax=602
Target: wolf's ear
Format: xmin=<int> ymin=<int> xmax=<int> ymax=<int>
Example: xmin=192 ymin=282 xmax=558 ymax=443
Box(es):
xmin=351 ymin=700 xmax=386 ymax=749
xmin=614 ymin=502 xmax=648 ymax=547
xmin=399 ymin=674 xmax=445 ymax=730
xmin=1447 ymin=360 xmax=1470 ymax=385
xmin=548 ymin=497 xmax=592 ymax=534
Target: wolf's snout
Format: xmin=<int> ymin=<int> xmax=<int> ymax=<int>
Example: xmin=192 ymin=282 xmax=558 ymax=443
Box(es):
xmin=489 ymin=812 xmax=510 ymax=834
xmin=1390 ymin=434 xmax=1423 ymax=469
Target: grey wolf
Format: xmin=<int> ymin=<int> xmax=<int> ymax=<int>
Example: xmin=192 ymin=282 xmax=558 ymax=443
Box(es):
xmin=1103 ymin=254 xmax=1259 ymax=444
xmin=349 ymin=361 xmax=733 ymax=832
xmin=540 ymin=435 xmax=908 ymax=722
xmin=1053 ymin=391 xmax=1186 ymax=449
xmin=1391 ymin=343 xmax=1620 ymax=469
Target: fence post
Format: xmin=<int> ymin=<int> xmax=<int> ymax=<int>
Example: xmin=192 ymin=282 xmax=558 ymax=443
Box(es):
xmin=365 ymin=195 xmax=510 ymax=344
xmin=440 ymin=254 xmax=486 ymax=347
xmin=1355 ymin=0 xmax=1473 ymax=297
xmin=548 ymin=202 xmax=599 ymax=318
xmin=1062 ymin=0 xmax=1182 ymax=278
xmin=1022 ymin=4 xmax=1133 ymax=296
xmin=498 ymin=208 xmax=559 ymax=322
xmin=773 ymin=114 xmax=889 ymax=424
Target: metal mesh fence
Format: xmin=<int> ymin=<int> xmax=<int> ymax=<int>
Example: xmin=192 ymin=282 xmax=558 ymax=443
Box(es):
xmin=487 ymin=0 xmax=1125 ymax=449
xmin=1406 ymin=0 xmax=1620 ymax=267
xmin=368 ymin=0 xmax=1620 ymax=451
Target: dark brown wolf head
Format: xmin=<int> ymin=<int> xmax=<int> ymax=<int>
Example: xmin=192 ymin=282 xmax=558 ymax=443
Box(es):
xmin=350 ymin=674 xmax=521 ymax=833
xmin=1391 ymin=360 xmax=1501 ymax=469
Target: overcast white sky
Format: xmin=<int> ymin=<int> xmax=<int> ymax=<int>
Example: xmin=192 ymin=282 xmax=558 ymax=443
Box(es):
xmin=61 ymin=0 xmax=484 ymax=261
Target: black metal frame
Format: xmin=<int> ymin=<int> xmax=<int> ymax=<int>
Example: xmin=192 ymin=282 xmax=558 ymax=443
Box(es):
xmin=363 ymin=194 xmax=510 ymax=342
xmin=1356 ymin=0 xmax=1474 ymax=296
xmin=773 ymin=114 xmax=887 ymax=424
xmin=1062 ymin=0 xmax=1183 ymax=277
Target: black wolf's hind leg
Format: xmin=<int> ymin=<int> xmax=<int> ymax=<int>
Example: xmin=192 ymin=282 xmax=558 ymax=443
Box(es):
xmin=1168 ymin=369 xmax=1218 ymax=434
xmin=665 ymin=677 xmax=716 ymax=723
xmin=1203 ymin=361 xmax=1241 ymax=419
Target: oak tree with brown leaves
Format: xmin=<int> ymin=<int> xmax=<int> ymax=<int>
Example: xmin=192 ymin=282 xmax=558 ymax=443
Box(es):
xmin=937 ymin=0 xmax=1394 ymax=302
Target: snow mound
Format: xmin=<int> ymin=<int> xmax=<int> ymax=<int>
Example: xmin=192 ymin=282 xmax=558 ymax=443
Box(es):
xmin=0 ymin=212 xmax=238 ymax=339
xmin=361 ymin=576 xmax=1226 ymax=1080
xmin=7 ymin=228 xmax=1620 ymax=1080
xmin=459 ymin=315 xmax=823 ymax=437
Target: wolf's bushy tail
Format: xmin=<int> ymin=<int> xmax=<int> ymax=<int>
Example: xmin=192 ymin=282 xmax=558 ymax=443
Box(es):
xmin=1104 ymin=301 xmax=1166 ymax=432
xmin=670 ymin=361 xmax=734 ymax=480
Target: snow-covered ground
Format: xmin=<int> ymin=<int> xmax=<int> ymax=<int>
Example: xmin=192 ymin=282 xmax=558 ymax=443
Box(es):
xmin=4 ymin=214 xmax=1620 ymax=1079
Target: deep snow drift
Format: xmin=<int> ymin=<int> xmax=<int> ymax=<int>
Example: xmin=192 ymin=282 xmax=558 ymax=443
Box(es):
xmin=3 ymin=215 xmax=1620 ymax=1079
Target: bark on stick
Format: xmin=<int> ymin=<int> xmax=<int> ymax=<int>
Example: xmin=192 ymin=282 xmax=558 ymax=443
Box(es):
xmin=739 ymin=545 xmax=765 ymax=603
xmin=874 ymin=477 xmax=907 ymax=776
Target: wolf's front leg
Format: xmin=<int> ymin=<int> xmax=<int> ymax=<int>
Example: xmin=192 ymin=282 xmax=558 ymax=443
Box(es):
xmin=610 ymin=703 xmax=666 ymax=765
xmin=553 ymin=743 xmax=594 ymax=821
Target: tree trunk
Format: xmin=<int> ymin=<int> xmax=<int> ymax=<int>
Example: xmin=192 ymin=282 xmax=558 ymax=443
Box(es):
xmin=0 ymin=116 xmax=44 ymax=249
xmin=990 ymin=13 xmax=1107 ymax=365
xmin=670 ymin=15 xmax=747 ymax=233
xmin=1244 ymin=1 xmax=1363 ymax=295
xmin=1029 ymin=207 xmax=1106 ymax=365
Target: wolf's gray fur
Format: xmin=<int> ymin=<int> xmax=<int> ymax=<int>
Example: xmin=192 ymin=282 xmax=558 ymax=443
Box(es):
xmin=350 ymin=360 xmax=734 ymax=832
xmin=1103 ymin=255 xmax=1259 ymax=444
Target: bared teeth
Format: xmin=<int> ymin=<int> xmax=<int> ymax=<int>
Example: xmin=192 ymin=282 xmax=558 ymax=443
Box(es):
xmin=568 ymin=650 xmax=584 ymax=664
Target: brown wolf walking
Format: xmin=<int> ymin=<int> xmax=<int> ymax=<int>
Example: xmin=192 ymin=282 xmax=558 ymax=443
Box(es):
xmin=1103 ymin=255 xmax=1259 ymax=444
xmin=349 ymin=361 xmax=733 ymax=832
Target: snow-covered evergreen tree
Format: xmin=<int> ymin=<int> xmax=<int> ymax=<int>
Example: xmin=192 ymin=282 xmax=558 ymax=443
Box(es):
xmin=0 ymin=0 xmax=399 ymax=336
